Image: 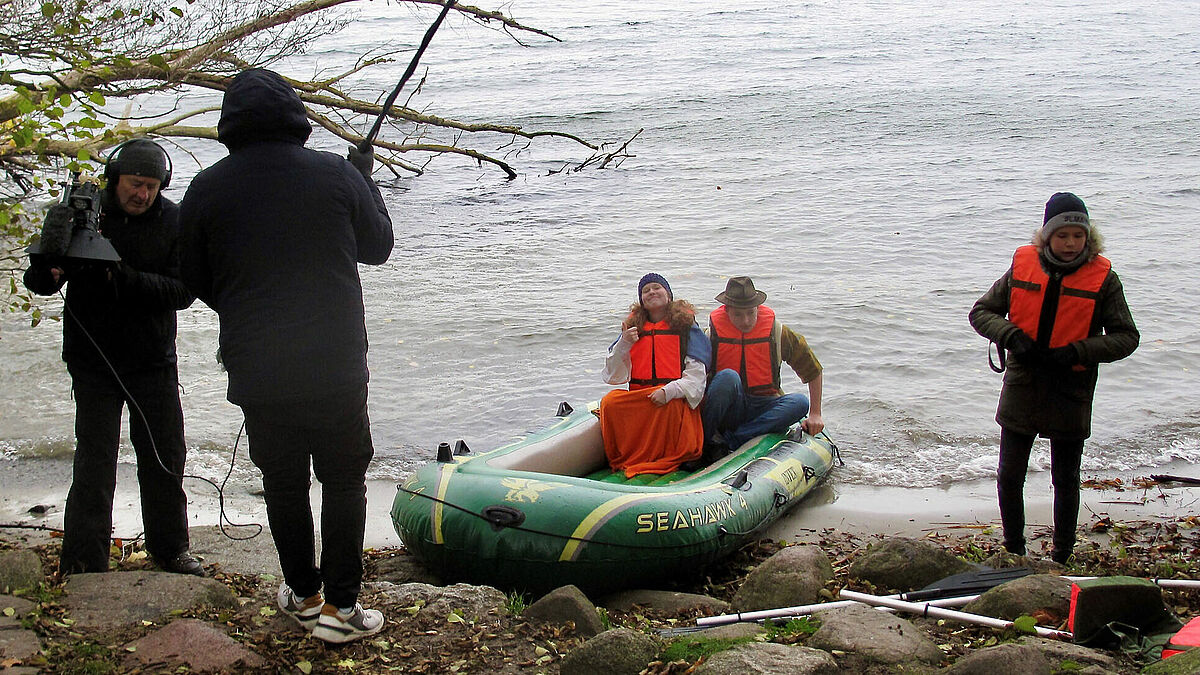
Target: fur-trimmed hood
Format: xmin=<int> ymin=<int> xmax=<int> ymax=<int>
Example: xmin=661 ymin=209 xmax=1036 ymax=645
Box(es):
xmin=621 ymin=299 xmax=697 ymax=332
xmin=1031 ymin=223 xmax=1106 ymax=261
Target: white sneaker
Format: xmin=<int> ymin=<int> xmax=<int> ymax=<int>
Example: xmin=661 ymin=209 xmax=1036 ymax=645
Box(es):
xmin=276 ymin=582 xmax=323 ymax=630
xmin=312 ymin=603 xmax=385 ymax=644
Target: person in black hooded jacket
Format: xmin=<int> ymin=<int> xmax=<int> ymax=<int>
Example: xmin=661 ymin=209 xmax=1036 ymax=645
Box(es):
xmin=179 ymin=68 xmax=393 ymax=643
xmin=24 ymin=138 xmax=202 ymax=576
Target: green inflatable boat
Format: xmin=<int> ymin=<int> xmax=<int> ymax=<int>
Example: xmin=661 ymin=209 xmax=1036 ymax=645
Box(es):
xmin=391 ymin=405 xmax=838 ymax=594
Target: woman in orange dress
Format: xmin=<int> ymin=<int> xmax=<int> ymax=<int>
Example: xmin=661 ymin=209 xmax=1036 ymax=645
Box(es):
xmin=600 ymin=273 xmax=712 ymax=477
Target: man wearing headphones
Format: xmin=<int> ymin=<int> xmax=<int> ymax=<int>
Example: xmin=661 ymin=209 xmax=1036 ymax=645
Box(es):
xmin=23 ymin=139 xmax=202 ymax=576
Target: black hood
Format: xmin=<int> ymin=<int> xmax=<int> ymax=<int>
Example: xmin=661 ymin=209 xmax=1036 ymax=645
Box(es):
xmin=217 ymin=68 xmax=312 ymax=151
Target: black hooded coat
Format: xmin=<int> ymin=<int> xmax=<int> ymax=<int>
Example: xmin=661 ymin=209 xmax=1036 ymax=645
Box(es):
xmin=179 ymin=69 xmax=394 ymax=405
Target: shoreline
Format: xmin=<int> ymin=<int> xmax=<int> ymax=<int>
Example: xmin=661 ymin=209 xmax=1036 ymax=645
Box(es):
xmin=3 ymin=456 xmax=1197 ymax=554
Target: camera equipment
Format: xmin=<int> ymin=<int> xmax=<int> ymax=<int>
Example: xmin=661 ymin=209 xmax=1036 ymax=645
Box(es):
xmin=26 ymin=172 xmax=120 ymax=264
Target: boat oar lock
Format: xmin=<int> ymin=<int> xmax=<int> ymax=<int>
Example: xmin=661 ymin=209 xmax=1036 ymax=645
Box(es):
xmin=435 ymin=439 xmax=471 ymax=462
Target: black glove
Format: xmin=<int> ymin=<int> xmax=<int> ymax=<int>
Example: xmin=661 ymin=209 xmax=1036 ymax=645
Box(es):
xmin=347 ymin=145 xmax=374 ymax=179
xmin=1006 ymin=332 xmax=1036 ymax=357
xmin=1048 ymin=345 xmax=1081 ymax=368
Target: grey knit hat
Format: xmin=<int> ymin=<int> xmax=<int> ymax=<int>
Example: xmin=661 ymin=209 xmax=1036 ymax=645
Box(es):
xmin=1043 ymin=192 xmax=1090 ymax=238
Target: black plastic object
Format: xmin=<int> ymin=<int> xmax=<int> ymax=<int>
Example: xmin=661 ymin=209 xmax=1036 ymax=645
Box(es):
xmin=481 ymin=505 xmax=525 ymax=531
xmin=901 ymin=566 xmax=1032 ymax=602
xmin=453 ymin=440 xmax=471 ymax=455
xmin=436 ymin=442 xmax=453 ymax=462
xmin=556 ymin=401 xmax=574 ymax=417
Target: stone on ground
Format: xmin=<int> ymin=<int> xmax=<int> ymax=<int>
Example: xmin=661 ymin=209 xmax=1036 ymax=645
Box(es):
xmin=372 ymin=581 xmax=506 ymax=621
xmin=0 ymin=550 xmax=43 ymax=594
xmin=963 ymin=573 xmax=1072 ymax=622
xmin=807 ymin=604 xmax=944 ymax=667
xmin=1017 ymin=636 xmax=1117 ymax=671
xmin=523 ymin=584 xmax=605 ymax=637
xmin=559 ymin=627 xmax=660 ymax=675
xmin=945 ymin=643 xmax=1052 ymax=674
xmin=730 ymin=545 xmax=833 ymax=612
xmin=63 ymin=570 xmax=238 ymax=630
xmin=186 ymin=525 xmax=281 ymax=576
xmin=600 ymin=589 xmax=729 ymax=615
xmin=693 ymin=643 xmax=838 ymax=675
xmin=122 ymin=619 xmax=265 ymax=672
xmin=848 ymin=537 xmax=971 ymax=591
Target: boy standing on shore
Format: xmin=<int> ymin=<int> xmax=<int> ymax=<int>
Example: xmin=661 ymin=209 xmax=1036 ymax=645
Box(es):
xmin=969 ymin=192 xmax=1138 ymax=564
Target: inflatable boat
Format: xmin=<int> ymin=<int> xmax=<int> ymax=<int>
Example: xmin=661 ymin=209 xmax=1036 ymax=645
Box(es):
xmin=391 ymin=404 xmax=838 ymax=594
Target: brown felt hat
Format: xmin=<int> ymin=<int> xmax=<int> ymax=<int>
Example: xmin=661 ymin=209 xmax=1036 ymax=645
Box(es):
xmin=715 ymin=276 xmax=767 ymax=308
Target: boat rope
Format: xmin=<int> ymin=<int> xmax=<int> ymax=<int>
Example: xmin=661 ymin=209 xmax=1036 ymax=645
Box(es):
xmin=397 ymin=486 xmax=734 ymax=552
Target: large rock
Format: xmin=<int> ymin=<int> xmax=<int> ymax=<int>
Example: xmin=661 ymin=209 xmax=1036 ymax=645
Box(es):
xmin=0 ymin=627 xmax=42 ymax=661
xmin=63 ymin=571 xmax=238 ymax=630
xmin=122 ymin=619 xmax=265 ymax=672
xmin=524 ymin=585 xmax=605 ymax=637
xmin=600 ymin=589 xmax=729 ymax=615
xmin=807 ymin=604 xmax=943 ymax=668
xmin=0 ymin=596 xmax=35 ymax=629
xmin=848 ymin=537 xmax=971 ymax=591
xmin=559 ymin=627 xmax=659 ymax=675
xmin=696 ymin=638 xmax=835 ymax=672
xmin=372 ymin=581 xmax=506 ymax=621
xmin=1017 ymin=636 xmax=1117 ymax=671
xmin=186 ymin=525 xmax=281 ymax=576
xmin=730 ymin=545 xmax=833 ymax=612
xmin=962 ymin=574 xmax=1071 ymax=622
xmin=693 ymin=643 xmax=838 ymax=675
xmin=1143 ymin=646 xmax=1200 ymax=675
xmin=0 ymin=550 xmax=43 ymax=594
xmin=946 ymin=643 xmax=1052 ymax=674
xmin=371 ymin=553 xmax=443 ymax=586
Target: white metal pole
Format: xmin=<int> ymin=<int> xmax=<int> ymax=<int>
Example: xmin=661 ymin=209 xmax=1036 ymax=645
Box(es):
xmin=695 ymin=593 xmax=979 ymax=627
xmin=839 ymin=589 xmax=1073 ymax=640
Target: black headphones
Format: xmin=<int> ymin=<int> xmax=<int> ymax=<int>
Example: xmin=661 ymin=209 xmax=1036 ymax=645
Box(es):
xmin=103 ymin=138 xmax=173 ymax=189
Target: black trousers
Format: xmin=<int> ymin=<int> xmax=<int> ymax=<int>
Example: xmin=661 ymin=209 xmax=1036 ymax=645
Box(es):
xmin=996 ymin=427 xmax=1084 ymax=557
xmin=241 ymin=386 xmax=374 ymax=609
xmin=61 ymin=367 xmax=190 ymax=573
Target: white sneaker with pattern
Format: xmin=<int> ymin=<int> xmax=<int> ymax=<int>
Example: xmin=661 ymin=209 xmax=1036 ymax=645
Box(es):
xmin=312 ymin=603 xmax=385 ymax=643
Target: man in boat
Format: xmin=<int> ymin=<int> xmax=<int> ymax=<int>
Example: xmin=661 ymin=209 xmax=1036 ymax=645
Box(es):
xmin=702 ymin=276 xmax=824 ymax=458
xmin=23 ymin=139 xmax=204 ymax=577
xmin=179 ymin=69 xmax=393 ymax=643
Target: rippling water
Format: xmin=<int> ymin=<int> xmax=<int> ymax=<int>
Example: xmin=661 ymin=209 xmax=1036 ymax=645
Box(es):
xmin=3 ymin=0 xmax=1199 ymax=489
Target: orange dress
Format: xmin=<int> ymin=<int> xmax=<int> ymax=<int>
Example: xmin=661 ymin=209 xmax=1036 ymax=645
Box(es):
xmin=600 ymin=387 xmax=704 ymax=477
xmin=600 ymin=320 xmax=704 ymax=477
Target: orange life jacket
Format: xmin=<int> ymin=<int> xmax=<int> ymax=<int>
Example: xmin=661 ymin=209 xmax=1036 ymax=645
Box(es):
xmin=1009 ymin=244 xmax=1110 ymax=352
xmin=709 ymin=305 xmax=782 ymax=396
xmin=628 ymin=320 xmax=686 ymax=390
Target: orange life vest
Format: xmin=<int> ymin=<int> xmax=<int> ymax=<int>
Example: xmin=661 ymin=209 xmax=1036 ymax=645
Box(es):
xmin=709 ymin=305 xmax=782 ymax=396
xmin=1009 ymin=244 xmax=1110 ymax=350
xmin=628 ymin=320 xmax=686 ymax=390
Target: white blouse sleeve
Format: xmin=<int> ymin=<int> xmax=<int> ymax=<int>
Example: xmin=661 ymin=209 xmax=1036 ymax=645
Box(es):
xmin=602 ymin=334 xmax=632 ymax=385
xmin=660 ymin=356 xmax=707 ymax=409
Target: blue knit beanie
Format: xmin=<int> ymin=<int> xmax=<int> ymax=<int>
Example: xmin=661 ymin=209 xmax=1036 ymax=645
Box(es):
xmin=1043 ymin=192 xmax=1090 ymax=238
xmin=637 ymin=273 xmax=672 ymax=303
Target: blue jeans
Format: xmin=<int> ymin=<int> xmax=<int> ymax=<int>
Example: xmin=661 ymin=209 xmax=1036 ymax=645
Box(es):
xmin=701 ymin=369 xmax=809 ymax=450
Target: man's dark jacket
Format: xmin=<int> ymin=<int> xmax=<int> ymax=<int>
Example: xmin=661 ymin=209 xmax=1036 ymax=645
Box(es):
xmin=179 ymin=68 xmax=394 ymax=406
xmin=23 ymin=192 xmax=194 ymax=376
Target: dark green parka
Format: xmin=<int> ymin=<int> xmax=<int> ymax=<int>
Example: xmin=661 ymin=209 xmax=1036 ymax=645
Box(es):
xmin=969 ymin=227 xmax=1139 ymax=440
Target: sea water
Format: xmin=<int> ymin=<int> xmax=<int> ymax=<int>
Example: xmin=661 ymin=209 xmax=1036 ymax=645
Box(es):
xmin=2 ymin=0 xmax=1198 ymax=491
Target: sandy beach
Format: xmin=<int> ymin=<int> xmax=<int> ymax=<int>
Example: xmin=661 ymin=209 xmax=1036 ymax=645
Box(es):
xmin=3 ymin=456 xmax=1196 ymax=559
